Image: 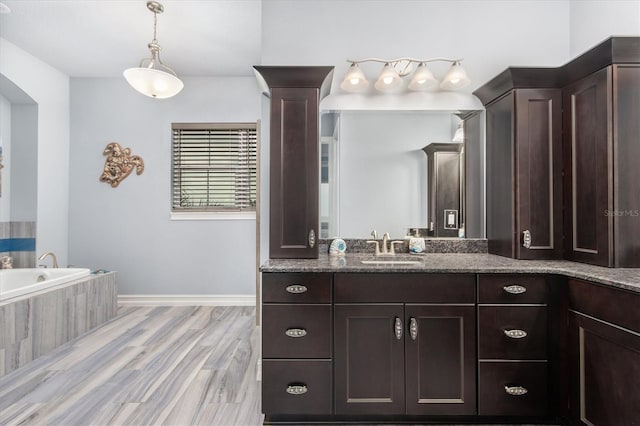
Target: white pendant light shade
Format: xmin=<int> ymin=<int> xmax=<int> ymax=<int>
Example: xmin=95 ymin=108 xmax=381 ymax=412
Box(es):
xmin=124 ymin=67 xmax=184 ymax=99
xmin=340 ymin=63 xmax=369 ymax=92
xmin=375 ymin=63 xmax=403 ymax=92
xmin=124 ymin=1 xmax=183 ymax=99
xmin=440 ymin=61 xmax=471 ymax=90
xmin=408 ymin=62 xmax=438 ymax=91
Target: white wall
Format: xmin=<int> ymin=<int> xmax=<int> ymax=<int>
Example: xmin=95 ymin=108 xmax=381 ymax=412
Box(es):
xmin=0 ymin=38 xmax=70 ymax=265
xmin=10 ymin=104 xmax=37 ymax=221
xmin=570 ymin=0 xmax=640 ymax=57
xmin=0 ymin=95 xmax=10 ymax=221
xmin=68 ymin=77 xmax=261 ymax=295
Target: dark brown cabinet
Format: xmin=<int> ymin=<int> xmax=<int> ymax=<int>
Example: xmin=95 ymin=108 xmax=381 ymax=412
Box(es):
xmin=563 ymin=64 xmax=640 ymax=267
xmin=483 ymin=88 xmax=562 ymax=260
xmin=478 ymin=274 xmax=549 ymax=416
xmin=333 ymin=273 xmax=476 ymax=416
xmin=422 ymin=143 xmax=463 ymax=237
xmin=254 ymin=66 xmax=333 ymax=259
xmin=568 ymin=279 xmax=640 ymax=425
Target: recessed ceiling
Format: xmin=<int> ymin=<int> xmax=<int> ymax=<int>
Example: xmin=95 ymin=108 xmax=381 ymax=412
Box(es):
xmin=0 ymin=0 xmax=262 ymax=78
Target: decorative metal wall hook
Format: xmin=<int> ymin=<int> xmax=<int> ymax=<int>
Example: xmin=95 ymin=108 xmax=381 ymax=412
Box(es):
xmin=99 ymin=142 xmax=144 ymax=188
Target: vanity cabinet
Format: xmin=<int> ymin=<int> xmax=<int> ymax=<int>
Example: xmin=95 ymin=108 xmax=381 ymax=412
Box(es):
xmin=478 ymin=274 xmax=550 ymax=416
xmin=562 ymin=63 xmax=640 ymax=267
xmin=567 ymin=278 xmax=640 ymax=425
xmin=261 ymin=272 xmax=333 ymax=415
xmin=483 ymin=87 xmax=563 ymax=260
xmin=333 ymin=273 xmax=477 ymax=416
xmin=253 ymin=66 xmax=334 ymax=259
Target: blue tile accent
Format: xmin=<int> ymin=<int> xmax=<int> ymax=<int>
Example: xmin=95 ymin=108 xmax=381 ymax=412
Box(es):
xmin=0 ymin=238 xmax=36 ymax=252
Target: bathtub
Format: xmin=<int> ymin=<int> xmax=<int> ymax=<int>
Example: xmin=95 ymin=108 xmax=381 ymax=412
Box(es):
xmin=0 ymin=268 xmax=91 ymax=302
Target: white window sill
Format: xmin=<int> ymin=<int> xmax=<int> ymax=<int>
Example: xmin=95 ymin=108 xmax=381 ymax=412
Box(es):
xmin=170 ymin=211 xmax=256 ymax=221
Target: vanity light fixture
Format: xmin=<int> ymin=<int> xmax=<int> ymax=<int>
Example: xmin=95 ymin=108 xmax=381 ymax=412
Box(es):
xmin=341 ymin=57 xmax=471 ymax=93
xmin=123 ymin=1 xmax=184 ymax=99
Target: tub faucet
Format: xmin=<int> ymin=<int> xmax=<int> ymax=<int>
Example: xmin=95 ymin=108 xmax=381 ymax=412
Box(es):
xmin=38 ymin=252 xmax=59 ymax=268
xmin=1 ymin=256 xmax=12 ymax=269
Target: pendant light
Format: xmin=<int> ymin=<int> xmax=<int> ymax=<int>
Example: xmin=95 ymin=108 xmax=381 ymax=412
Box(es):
xmin=408 ymin=62 xmax=438 ymax=91
xmin=340 ymin=63 xmax=369 ymax=92
xmin=123 ymin=1 xmax=184 ymax=99
xmin=374 ymin=63 xmax=403 ymax=92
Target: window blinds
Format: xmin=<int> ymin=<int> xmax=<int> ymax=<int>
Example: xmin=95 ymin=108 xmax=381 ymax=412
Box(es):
xmin=172 ymin=123 xmax=257 ymax=211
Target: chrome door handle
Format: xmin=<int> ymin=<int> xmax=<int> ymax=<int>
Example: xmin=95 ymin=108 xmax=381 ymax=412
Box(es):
xmin=409 ymin=317 xmax=418 ymax=340
xmin=504 ymin=329 xmax=528 ymax=339
xmin=285 ymin=284 xmax=307 ymax=294
xmin=505 ymin=385 xmax=528 ymax=396
xmin=285 ymin=328 xmax=307 ymax=338
xmin=394 ymin=317 xmax=403 ymax=340
xmin=503 ymin=284 xmax=527 ymax=295
xmin=522 ymin=229 xmax=532 ymax=249
xmin=308 ymin=229 xmax=316 ymax=248
xmin=286 ymin=384 xmax=308 ymax=395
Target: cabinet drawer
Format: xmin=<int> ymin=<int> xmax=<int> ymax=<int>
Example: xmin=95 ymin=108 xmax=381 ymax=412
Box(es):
xmin=262 ymin=273 xmax=331 ymax=303
xmin=479 ymin=306 xmax=547 ymax=360
xmin=335 ymin=273 xmax=475 ymax=303
xmin=262 ymin=360 xmax=332 ymax=415
xmin=262 ymin=304 xmax=331 ymax=358
xmin=478 ymin=361 xmax=548 ymax=416
xmin=478 ymin=274 xmax=547 ymax=304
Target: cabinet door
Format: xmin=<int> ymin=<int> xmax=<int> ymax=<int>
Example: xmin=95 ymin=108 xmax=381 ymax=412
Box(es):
xmin=334 ymin=304 xmax=405 ymax=415
xmin=269 ymin=87 xmax=319 ymax=258
xmin=568 ymin=312 xmax=640 ymax=425
xmin=515 ymin=89 xmax=562 ymax=259
xmin=405 ymin=305 xmax=476 ymax=415
xmin=563 ymin=67 xmax=612 ymax=266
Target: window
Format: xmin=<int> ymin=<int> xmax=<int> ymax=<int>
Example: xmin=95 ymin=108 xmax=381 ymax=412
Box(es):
xmin=172 ymin=123 xmax=257 ymax=215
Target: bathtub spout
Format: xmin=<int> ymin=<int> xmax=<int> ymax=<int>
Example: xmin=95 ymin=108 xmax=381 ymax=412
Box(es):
xmin=1 ymin=256 xmax=12 ymax=269
xmin=38 ymin=252 xmax=59 ymax=268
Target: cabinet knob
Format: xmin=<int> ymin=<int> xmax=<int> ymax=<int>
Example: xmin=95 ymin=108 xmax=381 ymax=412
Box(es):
xmin=285 ymin=284 xmax=308 ymax=294
xmin=504 ymin=385 xmax=528 ymax=396
xmin=503 ymin=284 xmax=527 ymax=295
xmin=286 ymin=384 xmax=308 ymax=395
xmin=394 ymin=317 xmax=403 ymax=340
xmin=504 ymin=329 xmax=528 ymax=339
xmin=285 ymin=328 xmax=307 ymax=338
xmin=409 ymin=317 xmax=418 ymax=340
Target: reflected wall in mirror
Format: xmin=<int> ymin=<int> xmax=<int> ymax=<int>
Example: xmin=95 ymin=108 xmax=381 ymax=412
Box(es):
xmin=319 ymin=110 xmax=485 ymax=240
xmin=0 ymin=75 xmax=38 ymax=267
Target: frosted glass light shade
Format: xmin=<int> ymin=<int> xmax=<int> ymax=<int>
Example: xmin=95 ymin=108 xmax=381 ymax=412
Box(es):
xmin=340 ymin=64 xmax=369 ymax=92
xmin=123 ymin=67 xmax=184 ymax=99
xmin=440 ymin=62 xmax=471 ymax=90
xmin=408 ymin=63 xmax=438 ymax=91
xmin=375 ymin=63 xmax=403 ymax=92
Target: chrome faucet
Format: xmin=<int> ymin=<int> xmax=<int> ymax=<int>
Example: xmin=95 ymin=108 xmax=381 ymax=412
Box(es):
xmin=381 ymin=232 xmax=391 ymax=255
xmin=371 ymin=229 xmax=378 ymax=239
xmin=38 ymin=252 xmax=59 ymax=268
xmin=1 ymin=256 xmax=13 ymax=269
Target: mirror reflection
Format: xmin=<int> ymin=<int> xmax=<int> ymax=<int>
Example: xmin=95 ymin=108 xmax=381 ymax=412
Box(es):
xmin=320 ymin=110 xmax=484 ymax=240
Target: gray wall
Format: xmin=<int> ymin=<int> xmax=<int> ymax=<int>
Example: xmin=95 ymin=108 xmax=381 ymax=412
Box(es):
xmin=10 ymin=104 xmax=37 ymax=221
xmin=68 ymin=77 xmax=261 ymax=295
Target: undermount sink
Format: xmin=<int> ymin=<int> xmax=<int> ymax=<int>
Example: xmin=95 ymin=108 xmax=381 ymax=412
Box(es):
xmin=360 ymin=260 xmax=422 ymax=266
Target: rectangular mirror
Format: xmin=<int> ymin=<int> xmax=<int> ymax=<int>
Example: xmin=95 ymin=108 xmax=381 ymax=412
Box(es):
xmin=319 ymin=110 xmax=485 ymax=239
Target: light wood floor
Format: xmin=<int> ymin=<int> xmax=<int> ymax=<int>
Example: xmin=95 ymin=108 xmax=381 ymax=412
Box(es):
xmin=0 ymin=306 xmax=263 ymax=426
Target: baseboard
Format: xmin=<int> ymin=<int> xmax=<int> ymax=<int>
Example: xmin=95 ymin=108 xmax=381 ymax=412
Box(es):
xmin=118 ymin=294 xmax=256 ymax=306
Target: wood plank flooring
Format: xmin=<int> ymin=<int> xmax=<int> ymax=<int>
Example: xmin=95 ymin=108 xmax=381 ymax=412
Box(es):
xmin=0 ymin=306 xmax=263 ymax=426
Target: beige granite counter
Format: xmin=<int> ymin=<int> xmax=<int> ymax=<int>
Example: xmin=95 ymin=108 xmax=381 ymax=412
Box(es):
xmin=261 ymin=253 xmax=640 ymax=293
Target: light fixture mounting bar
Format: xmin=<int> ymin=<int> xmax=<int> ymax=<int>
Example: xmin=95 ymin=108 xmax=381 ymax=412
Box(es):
xmin=346 ymin=57 xmax=464 ymax=65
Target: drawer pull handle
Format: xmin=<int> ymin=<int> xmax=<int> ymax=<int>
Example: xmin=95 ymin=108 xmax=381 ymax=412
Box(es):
xmin=504 ymin=329 xmax=528 ymax=339
xmin=285 ymin=328 xmax=307 ymax=338
xmin=286 ymin=384 xmax=308 ymax=395
xmin=394 ymin=317 xmax=403 ymax=340
xmin=285 ymin=284 xmax=308 ymax=294
xmin=409 ymin=317 xmax=418 ymax=340
xmin=505 ymin=385 xmax=528 ymax=396
xmin=503 ymin=284 xmax=527 ymax=295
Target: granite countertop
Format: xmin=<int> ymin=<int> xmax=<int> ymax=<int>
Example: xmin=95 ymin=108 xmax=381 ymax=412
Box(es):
xmin=261 ymin=253 xmax=640 ymax=294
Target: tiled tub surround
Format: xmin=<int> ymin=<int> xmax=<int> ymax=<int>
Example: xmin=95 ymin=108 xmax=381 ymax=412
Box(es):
xmin=318 ymin=238 xmax=488 ymax=255
xmin=0 ymin=272 xmax=117 ymax=377
xmin=0 ymin=221 xmax=36 ymax=268
xmin=261 ymin=253 xmax=640 ymax=293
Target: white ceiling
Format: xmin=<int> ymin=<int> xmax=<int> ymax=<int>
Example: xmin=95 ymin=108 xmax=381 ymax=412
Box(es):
xmin=0 ymin=0 xmax=262 ymax=77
